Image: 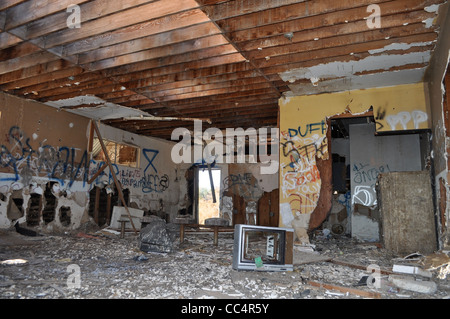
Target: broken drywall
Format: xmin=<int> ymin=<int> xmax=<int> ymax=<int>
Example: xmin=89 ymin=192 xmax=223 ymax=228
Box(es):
xmin=280 ymin=51 xmax=431 ymax=88
xmin=0 ymin=93 xmax=186 ymax=232
xmin=278 ymin=83 xmax=430 ymax=240
xmin=45 ymin=95 xmax=150 ymax=120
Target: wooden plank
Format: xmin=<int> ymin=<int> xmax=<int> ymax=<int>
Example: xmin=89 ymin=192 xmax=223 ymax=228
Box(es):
xmin=9 ymin=0 xmax=159 ymax=40
xmin=0 ymin=50 xmax=60 ymax=75
xmin=78 ymin=33 xmax=229 ymax=65
xmin=247 ymin=24 xmax=436 ymax=63
xmin=0 ymin=59 xmax=74 ymax=85
xmin=102 ymin=52 xmax=247 ymax=78
xmin=4 ymin=0 xmax=91 ymax=30
xmin=307 ymin=280 xmax=382 ymax=299
xmin=62 ymin=21 xmax=220 ymax=57
xmin=37 ymin=4 xmax=208 ymax=49
xmin=0 ymin=41 xmax=42 ymax=60
xmin=83 ymin=43 xmax=240 ymax=71
xmin=238 ymin=10 xmax=436 ymax=51
xmin=201 ymin=0 xmax=335 ymax=21
xmin=140 ymin=77 xmax=270 ymax=99
xmin=0 ymin=32 xmax=22 ymax=49
xmin=0 ymin=0 xmax=27 ymax=12
xmin=92 ymin=120 xmax=137 ymax=234
xmin=215 ymin=0 xmax=436 ymax=35
xmin=256 ymin=33 xmax=436 ymax=73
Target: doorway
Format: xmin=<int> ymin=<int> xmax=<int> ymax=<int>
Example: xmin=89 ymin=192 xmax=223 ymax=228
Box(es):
xmin=197 ymin=168 xmax=221 ymax=225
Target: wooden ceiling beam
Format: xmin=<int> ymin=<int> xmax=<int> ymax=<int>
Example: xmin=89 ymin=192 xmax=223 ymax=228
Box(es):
xmin=144 ymin=81 xmax=275 ymax=102
xmin=35 ymin=5 xmax=208 ymax=50
xmin=0 ymin=59 xmax=74 ymax=85
xmin=0 ymin=0 xmax=27 ymax=12
xmin=0 ymin=32 xmax=22 ymax=49
xmin=0 ymin=50 xmax=60 ymax=75
xmin=83 ymin=43 xmax=240 ymax=71
xmin=247 ymin=23 xmax=436 ymax=62
xmin=254 ymin=33 xmax=436 ymax=78
xmin=3 ymin=0 xmax=91 ymax=30
xmin=138 ymin=76 xmax=270 ymax=99
xmin=120 ymin=69 xmax=260 ymax=94
xmin=236 ymin=10 xmax=436 ymax=51
xmin=9 ymin=0 xmax=159 ymax=40
xmin=78 ymin=33 xmax=229 ymax=65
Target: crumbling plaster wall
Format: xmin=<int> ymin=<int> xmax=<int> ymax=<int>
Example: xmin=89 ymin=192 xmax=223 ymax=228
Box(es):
xmin=0 ymin=92 xmax=185 ymax=231
xmin=0 ymin=92 xmax=91 ymax=230
xmin=279 ymin=83 xmax=431 ymax=240
xmin=90 ymin=123 xmax=182 ymax=222
xmin=425 ymin=2 xmax=450 ymax=249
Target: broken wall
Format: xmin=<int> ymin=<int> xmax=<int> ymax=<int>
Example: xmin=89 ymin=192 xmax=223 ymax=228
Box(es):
xmin=278 ymin=83 xmax=430 ymax=238
xmin=0 ymin=92 xmax=184 ymax=231
xmin=89 ymin=123 xmax=182 ymax=223
xmin=349 ymin=123 xmax=422 ymax=241
xmin=425 ymin=2 xmax=450 ymax=249
xmin=0 ymin=92 xmax=91 ymax=229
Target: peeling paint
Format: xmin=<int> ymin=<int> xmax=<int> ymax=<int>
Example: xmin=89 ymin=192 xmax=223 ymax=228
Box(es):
xmin=45 ymin=95 xmax=150 ymax=120
xmin=368 ymin=42 xmax=435 ymax=54
xmin=280 ymin=51 xmax=431 ymax=85
xmin=424 ymin=4 xmax=442 ymax=13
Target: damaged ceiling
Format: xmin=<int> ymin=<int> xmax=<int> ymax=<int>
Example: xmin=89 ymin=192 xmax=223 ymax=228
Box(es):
xmin=0 ymin=0 xmax=447 ymax=140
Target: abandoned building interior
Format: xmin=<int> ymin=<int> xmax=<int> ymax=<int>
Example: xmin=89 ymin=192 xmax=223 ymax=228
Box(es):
xmin=1 ymin=0 xmax=450 ymax=300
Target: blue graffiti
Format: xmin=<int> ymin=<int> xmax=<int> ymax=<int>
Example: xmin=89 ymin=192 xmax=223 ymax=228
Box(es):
xmin=0 ymin=126 xmax=89 ymax=187
xmin=143 ymin=148 xmax=159 ymax=174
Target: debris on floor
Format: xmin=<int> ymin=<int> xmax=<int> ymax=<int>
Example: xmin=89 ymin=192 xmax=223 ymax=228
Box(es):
xmin=0 ymin=228 xmax=449 ymax=299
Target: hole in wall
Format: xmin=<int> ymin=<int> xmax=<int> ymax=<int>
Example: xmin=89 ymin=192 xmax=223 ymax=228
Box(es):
xmin=7 ymin=190 xmax=24 ymax=221
xmin=26 ymin=193 xmax=42 ymax=226
xmin=42 ymin=182 xmax=57 ymax=224
xmin=59 ymin=206 xmax=71 ymax=227
xmin=88 ymin=185 xmax=128 ymax=226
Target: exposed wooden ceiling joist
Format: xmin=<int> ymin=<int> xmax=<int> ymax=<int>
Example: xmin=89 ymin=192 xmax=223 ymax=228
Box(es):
xmin=0 ymin=0 xmax=447 ymax=140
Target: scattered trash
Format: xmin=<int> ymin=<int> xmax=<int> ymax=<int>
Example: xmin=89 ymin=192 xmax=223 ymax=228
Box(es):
xmin=388 ymin=275 xmax=437 ymax=294
xmin=0 ymin=258 xmax=28 ymax=265
xmin=419 ymin=252 xmax=450 ymax=279
xmin=132 ymin=255 xmax=149 ymax=262
xmin=392 ymin=264 xmax=433 ymax=278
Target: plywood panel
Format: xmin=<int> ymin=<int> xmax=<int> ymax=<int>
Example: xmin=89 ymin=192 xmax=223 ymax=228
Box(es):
xmin=378 ymin=171 xmax=437 ymax=255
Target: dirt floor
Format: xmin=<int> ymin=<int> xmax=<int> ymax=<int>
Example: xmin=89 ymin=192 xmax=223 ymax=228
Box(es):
xmin=0 ymin=226 xmax=449 ymax=300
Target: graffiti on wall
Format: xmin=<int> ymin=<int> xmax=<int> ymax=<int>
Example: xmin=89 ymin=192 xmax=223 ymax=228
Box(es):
xmin=280 ymin=120 xmax=328 ymax=216
xmin=351 ymin=162 xmax=391 ymax=207
xmin=375 ymin=109 xmax=428 ymax=131
xmin=222 ymin=173 xmax=263 ymax=201
xmin=88 ymin=147 xmax=169 ymax=194
xmin=0 ymin=126 xmax=89 ymax=188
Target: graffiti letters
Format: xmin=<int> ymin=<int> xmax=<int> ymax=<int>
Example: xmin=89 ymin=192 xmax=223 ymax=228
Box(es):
xmin=223 ymin=173 xmax=262 ymax=201
xmin=287 ymin=120 xmax=327 ymax=138
xmin=280 ymin=128 xmax=327 ymax=215
xmin=0 ymin=126 xmax=88 ymax=187
xmin=385 ymin=110 xmax=428 ymax=130
xmin=352 ymin=163 xmax=391 ymax=207
xmin=89 ymin=160 xmax=169 ymax=194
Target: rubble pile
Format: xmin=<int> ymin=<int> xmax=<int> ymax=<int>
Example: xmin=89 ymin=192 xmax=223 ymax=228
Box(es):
xmin=0 ymin=228 xmax=449 ymax=299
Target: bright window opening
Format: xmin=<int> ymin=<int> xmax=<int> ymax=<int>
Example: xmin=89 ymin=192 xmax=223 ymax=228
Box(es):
xmin=92 ymin=138 xmax=139 ymax=168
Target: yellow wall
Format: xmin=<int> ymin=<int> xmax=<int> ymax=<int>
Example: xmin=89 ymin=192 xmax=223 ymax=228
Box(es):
xmin=278 ymin=82 xmax=429 ymax=227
